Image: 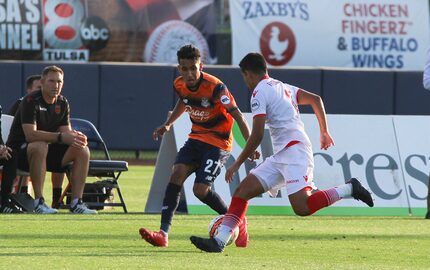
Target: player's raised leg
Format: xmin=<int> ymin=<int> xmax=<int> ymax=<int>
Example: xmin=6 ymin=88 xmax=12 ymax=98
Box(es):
xmin=290 ymin=178 xmax=373 ymax=217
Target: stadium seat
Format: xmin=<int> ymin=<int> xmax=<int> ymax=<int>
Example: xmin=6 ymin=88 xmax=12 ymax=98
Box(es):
xmin=58 ymin=118 xmax=129 ymax=213
xmin=1 ymin=114 xmax=13 ymax=143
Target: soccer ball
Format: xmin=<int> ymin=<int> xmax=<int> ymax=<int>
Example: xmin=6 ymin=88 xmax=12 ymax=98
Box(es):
xmin=208 ymin=215 xmax=239 ymax=246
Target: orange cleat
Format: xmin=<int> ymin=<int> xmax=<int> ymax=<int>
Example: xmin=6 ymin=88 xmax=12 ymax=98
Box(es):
xmin=235 ymin=217 xmax=249 ymax=248
xmin=139 ymin=228 xmax=168 ymax=247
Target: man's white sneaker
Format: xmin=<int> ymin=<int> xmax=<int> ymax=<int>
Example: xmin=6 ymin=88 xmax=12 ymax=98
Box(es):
xmin=34 ymin=198 xmax=59 ymax=214
xmin=70 ymin=200 xmax=98 ymax=214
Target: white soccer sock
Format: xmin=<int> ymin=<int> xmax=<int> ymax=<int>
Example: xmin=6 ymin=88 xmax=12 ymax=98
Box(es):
xmin=214 ymin=225 xmax=233 ymax=245
xmin=335 ymin=183 xmax=353 ymax=198
xmin=71 ymin=198 xmax=79 ymax=208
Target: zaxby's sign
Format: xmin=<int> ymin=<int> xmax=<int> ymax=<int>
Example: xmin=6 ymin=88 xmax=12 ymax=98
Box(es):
xmin=229 ymin=0 xmax=430 ymax=70
xmin=145 ymin=114 xmax=430 ymax=216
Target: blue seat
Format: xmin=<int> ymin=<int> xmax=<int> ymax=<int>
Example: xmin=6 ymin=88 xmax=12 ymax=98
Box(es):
xmin=59 ymin=118 xmax=129 ymax=213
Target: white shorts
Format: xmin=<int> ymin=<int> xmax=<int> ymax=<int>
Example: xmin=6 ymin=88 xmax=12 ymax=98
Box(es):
xmin=250 ymin=143 xmax=316 ymax=197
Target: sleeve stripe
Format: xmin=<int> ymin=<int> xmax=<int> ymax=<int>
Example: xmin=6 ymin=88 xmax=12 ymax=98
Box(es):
xmin=253 ymin=114 xmax=266 ymax=118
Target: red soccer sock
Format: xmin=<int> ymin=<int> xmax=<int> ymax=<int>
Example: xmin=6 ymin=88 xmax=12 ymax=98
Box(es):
xmin=307 ymin=188 xmax=340 ymax=215
xmin=222 ymin=197 xmax=248 ymax=229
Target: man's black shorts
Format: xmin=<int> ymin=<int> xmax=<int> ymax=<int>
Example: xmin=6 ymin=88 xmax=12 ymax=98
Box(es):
xmin=17 ymin=143 xmax=69 ymax=173
xmin=175 ymin=139 xmax=231 ymax=185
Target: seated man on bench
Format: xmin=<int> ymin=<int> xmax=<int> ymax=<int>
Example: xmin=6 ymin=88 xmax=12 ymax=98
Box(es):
xmin=6 ymin=65 xmax=97 ymax=214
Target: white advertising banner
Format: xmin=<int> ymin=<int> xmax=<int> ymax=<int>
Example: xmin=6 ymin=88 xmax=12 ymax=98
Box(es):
xmin=392 ymin=116 xmax=430 ymax=208
xmin=146 ymin=113 xmax=430 ymax=216
xmin=229 ymin=0 xmax=430 ymax=70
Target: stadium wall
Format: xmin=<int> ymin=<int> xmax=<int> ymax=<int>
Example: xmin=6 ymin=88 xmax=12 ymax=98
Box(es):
xmin=0 ymin=62 xmax=429 ymax=150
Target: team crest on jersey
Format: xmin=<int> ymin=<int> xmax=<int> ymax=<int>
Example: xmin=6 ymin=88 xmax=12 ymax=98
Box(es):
xmin=55 ymin=105 xmax=61 ymax=114
xmin=183 ymin=98 xmax=188 ymax=104
xmin=201 ymin=98 xmax=210 ymax=108
xmin=220 ymin=95 xmax=230 ymax=105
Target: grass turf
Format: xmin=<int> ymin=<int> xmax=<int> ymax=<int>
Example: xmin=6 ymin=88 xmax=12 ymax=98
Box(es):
xmin=1 ymin=166 xmax=430 ymax=269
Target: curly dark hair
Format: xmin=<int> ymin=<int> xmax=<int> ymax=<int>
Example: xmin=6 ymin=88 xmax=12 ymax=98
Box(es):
xmin=177 ymin=44 xmax=201 ymax=63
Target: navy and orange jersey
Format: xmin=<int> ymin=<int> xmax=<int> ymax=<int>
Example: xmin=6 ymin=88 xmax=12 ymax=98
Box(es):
xmin=174 ymin=72 xmax=238 ymax=151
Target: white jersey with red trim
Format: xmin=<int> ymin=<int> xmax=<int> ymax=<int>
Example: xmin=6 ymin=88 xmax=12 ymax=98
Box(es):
xmin=250 ymin=77 xmax=311 ymax=154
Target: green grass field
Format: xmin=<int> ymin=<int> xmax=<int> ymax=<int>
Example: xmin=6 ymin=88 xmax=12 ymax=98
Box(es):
xmin=1 ymin=166 xmax=430 ymax=270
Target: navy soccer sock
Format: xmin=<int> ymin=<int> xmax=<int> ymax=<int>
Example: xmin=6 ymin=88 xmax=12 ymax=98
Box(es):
xmin=52 ymin=188 xmax=62 ymax=204
xmin=160 ymin=183 xmax=182 ymax=234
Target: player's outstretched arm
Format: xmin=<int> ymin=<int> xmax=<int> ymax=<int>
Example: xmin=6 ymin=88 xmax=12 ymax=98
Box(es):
xmin=229 ymin=109 xmax=250 ymax=140
xmin=153 ymin=99 xmax=186 ymax=141
xmin=296 ymin=89 xmax=334 ymax=150
xmin=225 ymin=115 xmax=265 ymax=182
xmin=230 ymin=109 xmax=260 ymax=160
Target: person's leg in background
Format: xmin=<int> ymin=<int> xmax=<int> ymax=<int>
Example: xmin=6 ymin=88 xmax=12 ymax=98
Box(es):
xmin=17 ymin=176 xmax=29 ymax=194
xmin=51 ymin=172 xmax=65 ymax=208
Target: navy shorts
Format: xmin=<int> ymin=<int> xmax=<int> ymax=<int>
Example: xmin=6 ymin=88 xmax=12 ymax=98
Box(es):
xmin=175 ymin=139 xmax=231 ymax=185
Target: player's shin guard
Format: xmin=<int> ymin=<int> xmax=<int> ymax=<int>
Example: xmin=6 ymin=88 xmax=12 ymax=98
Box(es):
xmin=160 ymin=183 xmax=182 ymax=233
xmin=200 ymin=189 xmax=228 ymax=215
xmin=216 ymin=197 xmax=248 ymax=244
xmin=307 ymin=188 xmax=341 ymax=215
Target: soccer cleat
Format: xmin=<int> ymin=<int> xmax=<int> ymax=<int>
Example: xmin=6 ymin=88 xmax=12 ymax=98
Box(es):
xmin=34 ymin=198 xmax=59 ymax=214
xmin=235 ymin=217 xmax=249 ymax=247
xmin=190 ymin=236 xmax=224 ymax=253
xmin=425 ymin=212 xmax=430 ymax=219
xmin=348 ymin=178 xmax=374 ymax=207
xmin=139 ymin=228 xmax=168 ymax=247
xmin=0 ymin=199 xmax=24 ymax=214
xmin=70 ymin=200 xmax=98 ymax=214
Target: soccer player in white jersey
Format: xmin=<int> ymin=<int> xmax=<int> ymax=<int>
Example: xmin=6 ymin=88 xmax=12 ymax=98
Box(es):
xmin=190 ymin=52 xmax=374 ymax=253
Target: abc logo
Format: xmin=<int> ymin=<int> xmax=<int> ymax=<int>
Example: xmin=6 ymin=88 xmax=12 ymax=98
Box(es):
xmin=80 ymin=16 xmax=110 ymax=51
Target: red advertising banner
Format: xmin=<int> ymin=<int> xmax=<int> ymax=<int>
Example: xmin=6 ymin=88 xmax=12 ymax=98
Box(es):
xmin=0 ymin=0 xmax=216 ymax=63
